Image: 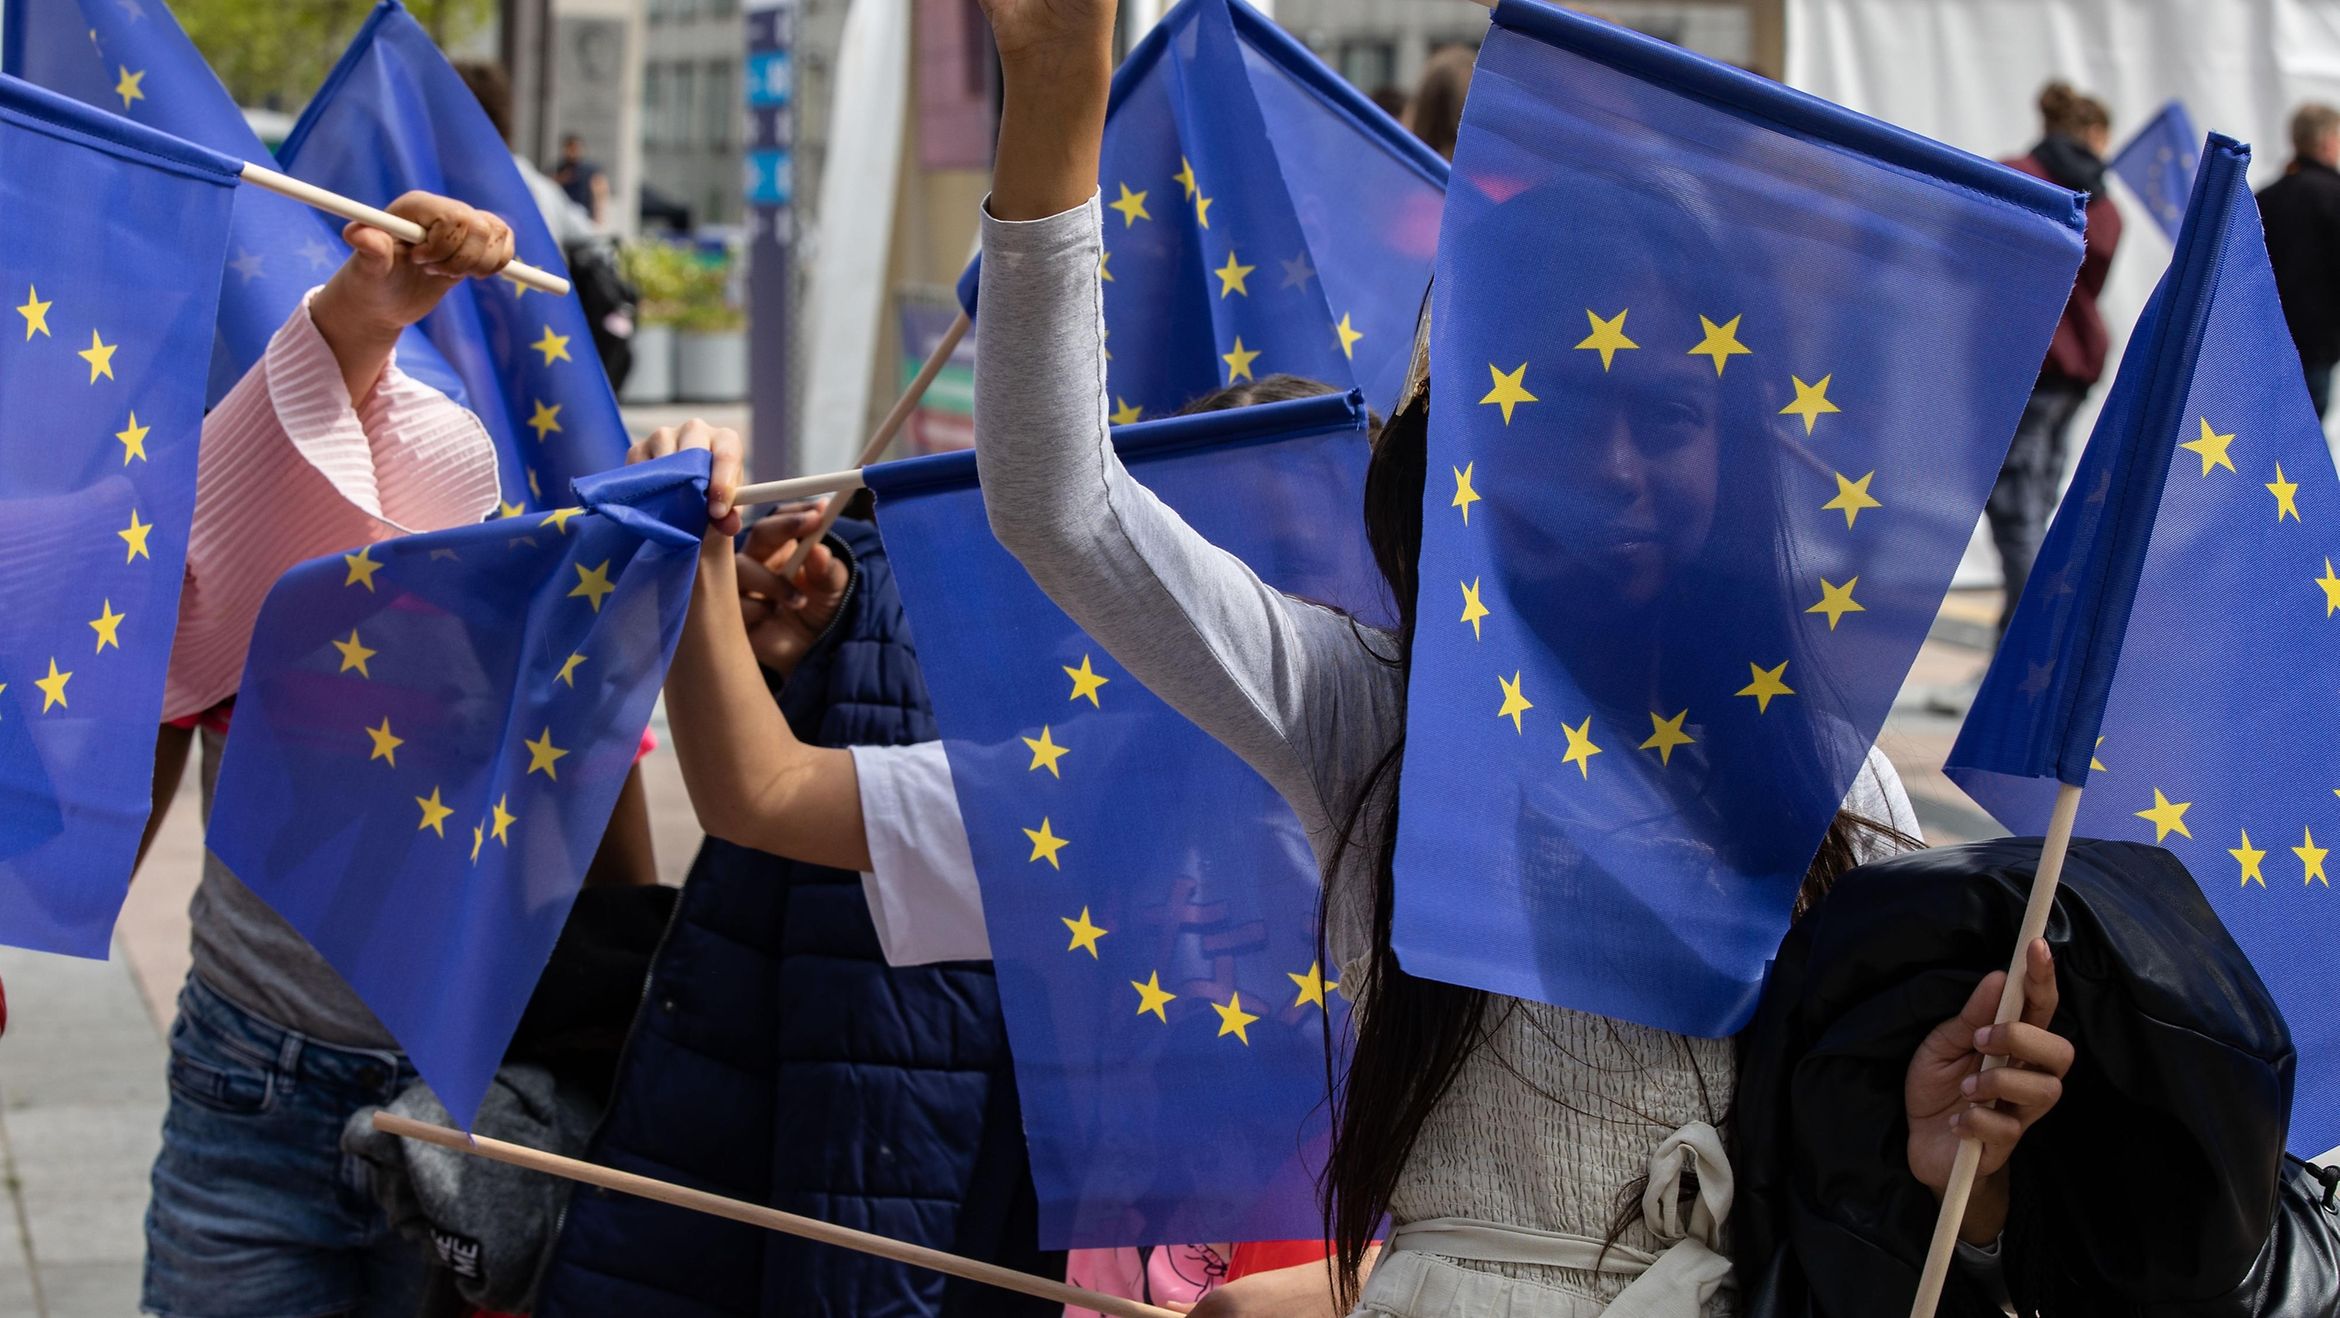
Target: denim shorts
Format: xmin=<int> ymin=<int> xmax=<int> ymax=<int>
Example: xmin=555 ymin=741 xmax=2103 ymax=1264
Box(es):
xmin=142 ymin=973 xmax=428 ymax=1318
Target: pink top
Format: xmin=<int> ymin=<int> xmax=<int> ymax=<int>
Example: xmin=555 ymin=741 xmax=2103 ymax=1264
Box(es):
xmin=163 ymin=291 xmax=501 ymax=722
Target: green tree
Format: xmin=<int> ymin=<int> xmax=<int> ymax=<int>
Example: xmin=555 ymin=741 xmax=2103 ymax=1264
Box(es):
xmin=174 ymin=0 xmax=495 ymax=114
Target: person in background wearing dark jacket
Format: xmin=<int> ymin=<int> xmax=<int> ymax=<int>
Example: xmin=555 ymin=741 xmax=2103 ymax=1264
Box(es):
xmin=1994 ymin=83 xmax=2121 ymax=636
xmin=2259 ymin=103 xmax=2340 ymax=418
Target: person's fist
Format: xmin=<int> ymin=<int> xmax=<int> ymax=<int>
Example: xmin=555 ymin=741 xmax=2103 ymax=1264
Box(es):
xmin=628 ymin=417 xmax=744 ymax=536
xmin=733 ymin=504 xmax=851 ymax=678
xmin=315 ymin=191 xmax=517 ymax=339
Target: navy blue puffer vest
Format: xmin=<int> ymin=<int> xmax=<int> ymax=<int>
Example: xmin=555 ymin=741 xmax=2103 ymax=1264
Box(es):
xmin=536 ymin=518 xmax=1060 ymax=1317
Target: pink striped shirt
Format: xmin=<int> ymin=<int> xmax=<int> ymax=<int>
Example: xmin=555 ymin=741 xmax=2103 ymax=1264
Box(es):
xmin=162 ymin=292 xmax=501 ymax=722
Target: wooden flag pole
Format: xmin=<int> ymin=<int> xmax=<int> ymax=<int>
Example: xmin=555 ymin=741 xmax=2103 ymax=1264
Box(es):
xmin=371 ymin=1113 xmax=1181 ymax=1318
xmin=736 ymin=466 xmax=867 ymax=509
xmin=772 ymin=309 xmax=972 ymax=577
xmin=239 ymin=162 xmax=572 ymax=296
xmin=1907 ymin=781 xmax=2085 ymax=1317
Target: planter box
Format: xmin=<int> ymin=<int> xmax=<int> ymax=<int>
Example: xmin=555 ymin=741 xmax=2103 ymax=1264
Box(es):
xmin=676 ymin=328 xmax=748 ymax=403
xmin=622 ymin=323 xmax=676 ymax=405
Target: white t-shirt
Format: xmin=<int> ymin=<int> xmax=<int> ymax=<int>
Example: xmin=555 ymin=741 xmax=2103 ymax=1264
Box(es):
xmin=847 ymin=740 xmax=991 ymax=965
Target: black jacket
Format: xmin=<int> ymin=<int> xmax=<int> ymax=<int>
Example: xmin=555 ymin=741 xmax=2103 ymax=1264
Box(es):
xmin=2258 ymin=160 xmax=2340 ymax=368
xmin=1733 ymin=837 xmax=2339 ymax=1316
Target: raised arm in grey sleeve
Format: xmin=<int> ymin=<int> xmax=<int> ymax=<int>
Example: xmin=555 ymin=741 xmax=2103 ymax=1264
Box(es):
xmin=971 ymin=194 xmax=1394 ymax=838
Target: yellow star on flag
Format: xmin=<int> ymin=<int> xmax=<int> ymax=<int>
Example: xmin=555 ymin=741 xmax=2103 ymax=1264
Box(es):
xmin=1736 ymin=660 xmax=1794 ymax=713
xmin=1108 ymin=182 xmax=1151 ymax=226
xmin=491 ymin=794 xmax=517 ymax=845
xmin=1098 ymin=249 xmax=1113 ymax=283
xmin=114 ymin=65 xmax=144 ymax=109
xmin=471 ymin=822 xmax=486 ymax=863
xmin=1064 ymin=654 xmax=1110 ymax=706
xmin=118 ymin=508 xmax=152 ymax=562
xmin=1213 ymin=251 xmax=1254 ymax=297
xmin=1132 ymin=971 xmax=1177 ymax=1022
xmin=528 ymin=400 xmax=563 ymax=441
xmin=1779 ymin=374 xmax=1839 ymax=434
xmin=2091 ymin=736 xmax=2107 ymax=773
xmin=1639 ymin=709 xmax=1694 ymax=765
xmin=1480 ymin=362 xmax=1536 ymax=424
xmin=365 ymin=717 xmax=404 ymax=766
xmin=2317 ymin=558 xmax=2340 ymax=617
xmin=2230 ymin=830 xmax=2266 ymax=887
xmin=115 ymin=412 xmax=150 ymax=464
xmin=541 ymin=506 xmax=584 ymax=534
xmin=2266 ymin=463 xmax=2301 ymax=522
xmin=1822 ymin=471 xmax=1881 ymax=529
xmin=1022 ymin=725 xmax=1069 ymax=777
xmin=555 ymin=652 xmax=587 ymax=688
xmin=1174 ymin=157 xmax=1198 ymax=199
xmin=499 ymin=500 xmax=526 ymax=520
xmin=1194 ymin=190 xmax=1214 ymax=228
xmin=1806 ymin=576 xmax=1865 ymax=630
xmin=2298 ymin=828 xmax=2330 ymax=886
xmin=1574 ymin=308 xmax=1638 ymax=371
xmin=88 ymin=600 xmax=125 ymax=653
xmin=2134 ymin=787 xmax=2191 ymax=843
xmin=343 ymin=545 xmax=382 ymax=591
xmin=1459 ymin=578 xmax=1490 ymax=639
xmin=16 ymin=286 xmax=50 ymax=339
xmin=1559 ymin=716 xmax=1601 ymax=778
xmin=415 ymin=787 xmax=453 ymax=837
xmin=332 ymin=629 xmax=376 ymax=676
xmin=1496 ymin=670 xmax=1533 ymax=733
xmin=570 ymin=560 xmax=617 ymax=612
xmin=1222 ymin=336 xmax=1260 ymax=382
xmin=1452 ymin=463 xmax=1482 ymax=523
xmin=530 ymin=325 xmax=572 ymax=365
xmin=524 ymin=727 xmax=569 ymax=779
xmin=1686 ymin=313 xmax=1751 ymax=375
xmin=79 ymin=330 xmax=118 ymax=382
xmin=34 ymin=659 xmax=70 ymax=711
xmin=1212 ymin=992 xmax=1259 ymax=1045
xmin=1110 ymin=397 xmax=1144 ymax=425
xmin=1288 ymin=961 xmax=1337 ymax=1009
xmin=2179 ymin=416 xmax=2236 ymax=475
xmin=1023 ymin=817 xmax=1069 ymax=869
xmin=1335 ymin=313 xmax=1364 ymax=360
xmin=1061 ymin=906 xmax=1107 ymax=957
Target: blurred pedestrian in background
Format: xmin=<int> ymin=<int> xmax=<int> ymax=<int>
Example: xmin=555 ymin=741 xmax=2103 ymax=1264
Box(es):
xmin=2259 ymin=103 xmax=2340 ymax=418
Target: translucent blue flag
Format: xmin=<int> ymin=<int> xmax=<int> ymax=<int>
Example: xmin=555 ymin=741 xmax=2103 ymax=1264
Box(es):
xmin=278 ymin=0 xmax=627 ymax=515
xmin=2109 ymin=100 xmax=2201 ymax=242
xmin=1 ymin=0 xmax=467 ymax=410
xmin=956 ymin=0 xmax=1445 ymax=421
xmin=867 ymin=392 xmax=1385 ymax=1247
xmin=0 ymin=74 xmax=238 ymax=955
xmin=1394 ymin=0 xmax=2087 ymax=1037
xmin=207 ymin=453 xmax=706 ymax=1123
xmin=1949 ymin=135 xmax=2336 ymax=1154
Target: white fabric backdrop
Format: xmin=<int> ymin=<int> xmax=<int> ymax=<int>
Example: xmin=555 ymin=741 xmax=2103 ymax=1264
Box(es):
xmin=1787 ymin=0 xmax=2340 ymax=585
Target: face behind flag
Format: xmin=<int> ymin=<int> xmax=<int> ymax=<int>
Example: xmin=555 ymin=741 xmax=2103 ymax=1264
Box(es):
xmin=1950 ymin=135 xmax=2339 ymax=1156
xmin=2 ymin=0 xmax=470 ymax=410
xmin=957 ymin=0 xmax=1445 ymax=424
xmin=206 ymin=453 xmax=706 ymax=1124
xmin=1392 ymin=0 xmax=2086 ymax=1037
xmin=868 ymin=392 xmax=1386 ymax=1247
xmin=277 ymin=0 xmax=628 ymax=515
xmin=0 ymin=74 xmax=239 ymax=956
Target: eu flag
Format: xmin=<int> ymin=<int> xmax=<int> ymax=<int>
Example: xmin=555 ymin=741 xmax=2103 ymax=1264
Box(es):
xmin=277 ymin=0 xmax=628 ymax=515
xmin=2109 ymin=100 xmax=2201 ymax=242
xmin=206 ymin=453 xmax=707 ymax=1123
xmin=867 ymin=392 xmax=1385 ymax=1246
xmin=957 ymin=0 xmax=1445 ymax=421
xmin=2 ymin=0 xmax=468 ymax=410
xmin=1949 ymin=136 xmax=2335 ymax=1155
xmin=1393 ymin=0 xmax=2087 ymax=1037
xmin=0 ymin=74 xmax=238 ymax=955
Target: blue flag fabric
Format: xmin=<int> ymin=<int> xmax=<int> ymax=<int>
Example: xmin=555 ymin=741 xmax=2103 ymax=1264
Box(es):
xmin=866 ymin=392 xmax=1385 ymax=1247
xmin=957 ymin=0 xmax=1445 ymax=421
xmin=0 ymin=74 xmax=238 ymax=955
xmin=2109 ymin=100 xmax=2202 ymax=242
xmin=278 ymin=0 xmax=627 ymax=515
xmin=206 ymin=452 xmax=707 ymax=1124
xmin=2 ymin=0 xmax=467 ymax=410
xmin=1948 ymin=135 xmax=2338 ymax=1154
xmin=1394 ymin=0 xmax=2087 ymax=1037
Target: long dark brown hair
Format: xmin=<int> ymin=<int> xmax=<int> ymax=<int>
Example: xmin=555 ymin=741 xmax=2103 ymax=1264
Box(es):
xmin=1316 ymin=383 xmax=1913 ymax=1305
